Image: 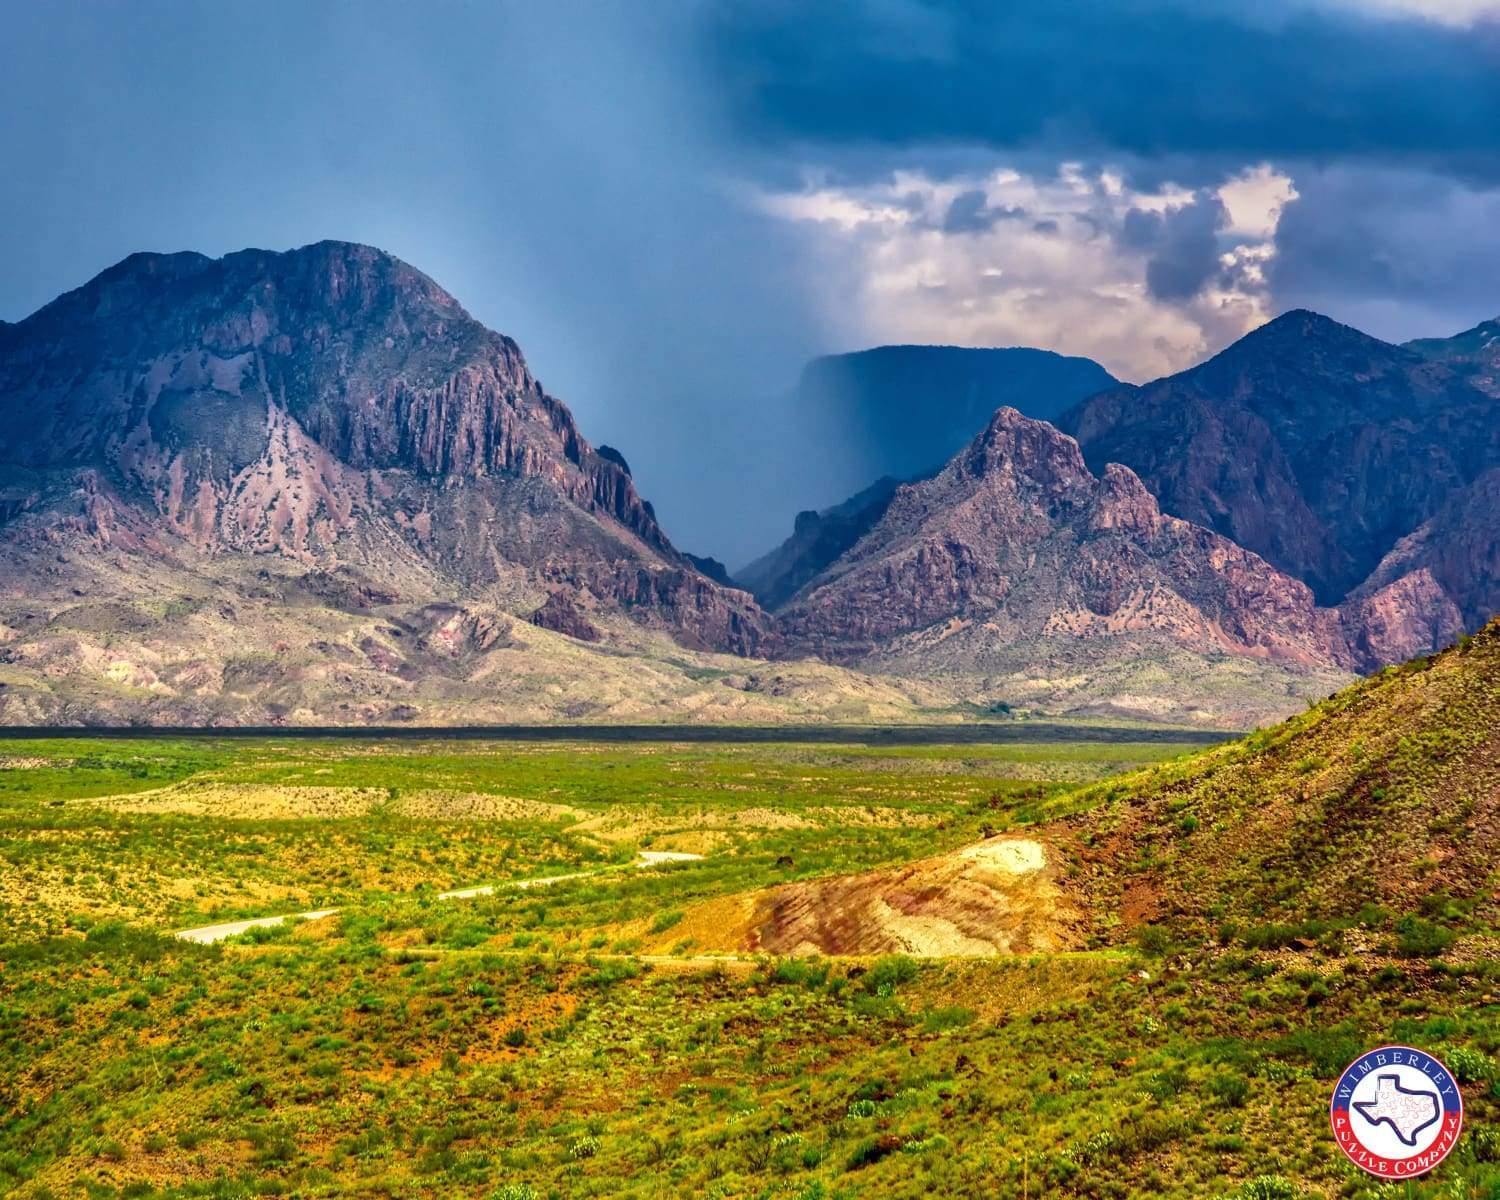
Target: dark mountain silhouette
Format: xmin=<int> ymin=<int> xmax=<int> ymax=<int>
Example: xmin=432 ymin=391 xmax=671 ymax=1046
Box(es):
xmin=737 ymin=475 xmax=906 ymax=611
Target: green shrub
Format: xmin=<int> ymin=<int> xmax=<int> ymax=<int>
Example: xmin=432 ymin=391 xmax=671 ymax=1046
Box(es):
xmin=581 ymin=959 xmax=642 ymax=988
xmin=771 ymin=958 xmax=829 ymax=989
xmin=1232 ymin=1176 xmax=1298 ymax=1200
xmin=569 ymin=1135 xmax=600 ymax=1160
xmin=845 ymin=1134 xmax=902 ymax=1170
xmin=862 ymin=955 xmax=919 ymax=995
xmin=1394 ymin=915 xmax=1454 ymax=957
xmin=1275 ymin=1026 xmax=1365 ymax=1078
xmin=1207 ymin=1073 xmax=1250 ymax=1108
xmin=921 ymin=1005 xmax=975 ymax=1032
xmin=1445 ymin=1046 xmax=1496 ymax=1084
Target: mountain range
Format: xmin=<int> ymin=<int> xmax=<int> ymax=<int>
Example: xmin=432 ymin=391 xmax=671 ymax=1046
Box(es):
xmin=0 ymin=242 xmax=1495 ymax=727
xmin=1059 ymin=310 xmax=1499 ymax=619
xmin=749 ymin=311 xmax=1498 ymax=690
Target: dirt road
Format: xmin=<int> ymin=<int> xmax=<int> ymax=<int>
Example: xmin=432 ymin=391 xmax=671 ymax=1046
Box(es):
xmin=173 ymin=850 xmax=703 ymax=944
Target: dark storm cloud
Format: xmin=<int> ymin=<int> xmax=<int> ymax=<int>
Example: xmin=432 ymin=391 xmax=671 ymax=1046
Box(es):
xmin=706 ymin=0 xmax=1500 ymax=178
xmin=1120 ymin=192 xmax=1230 ymax=301
xmin=5 ymin=0 xmax=1500 ymax=567
xmin=941 ymin=189 xmax=1027 ymax=233
xmin=1270 ymin=165 xmax=1500 ymax=339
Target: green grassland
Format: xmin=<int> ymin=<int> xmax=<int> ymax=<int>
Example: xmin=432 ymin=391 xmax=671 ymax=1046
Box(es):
xmin=0 ymin=737 xmax=1196 ymax=943
xmin=0 ymin=728 xmax=1496 ymax=1199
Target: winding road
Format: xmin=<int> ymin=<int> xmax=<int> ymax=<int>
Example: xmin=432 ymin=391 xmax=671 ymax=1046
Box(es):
xmin=173 ymin=850 xmax=703 ymax=944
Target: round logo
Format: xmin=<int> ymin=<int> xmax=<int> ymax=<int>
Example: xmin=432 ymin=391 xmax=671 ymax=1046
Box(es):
xmin=1330 ymin=1045 xmax=1463 ymax=1178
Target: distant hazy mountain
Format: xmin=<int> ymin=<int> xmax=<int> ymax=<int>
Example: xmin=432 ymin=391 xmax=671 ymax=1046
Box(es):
xmin=740 ymin=344 xmax=1116 ymax=596
xmin=1059 ymin=310 xmax=1500 ymax=633
xmin=737 ymin=475 xmax=906 ymax=611
xmin=796 ymin=344 xmax=1116 ymax=487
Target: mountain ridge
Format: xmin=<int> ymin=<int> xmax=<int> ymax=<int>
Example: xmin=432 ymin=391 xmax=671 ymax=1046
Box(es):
xmin=776 ymin=406 xmax=1398 ymax=670
xmin=2 ymin=244 xmax=1494 ymax=728
xmin=1059 ymin=307 xmax=1500 ymax=620
xmin=0 ymin=241 xmax=772 ymax=659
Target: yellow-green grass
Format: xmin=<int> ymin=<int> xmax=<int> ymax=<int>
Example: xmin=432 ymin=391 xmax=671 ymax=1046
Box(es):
xmin=0 ymin=728 xmax=1496 ymax=1199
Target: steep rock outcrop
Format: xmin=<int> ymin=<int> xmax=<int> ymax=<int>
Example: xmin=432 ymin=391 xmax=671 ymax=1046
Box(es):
xmin=529 ymin=591 xmax=601 ymax=643
xmin=779 ymin=408 xmax=1377 ymax=671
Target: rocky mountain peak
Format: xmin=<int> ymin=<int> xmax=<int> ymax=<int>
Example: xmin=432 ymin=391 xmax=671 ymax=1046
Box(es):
xmin=1188 ymin=307 xmax=1418 ymax=394
xmin=961 ymin=405 xmax=1093 ymax=488
xmin=1061 ymin=307 xmax=1500 ymax=608
xmin=776 ymin=405 xmax=1361 ymax=674
xmin=0 ymin=242 xmax=770 ymax=656
xmin=787 ymin=342 xmax=1116 ymax=513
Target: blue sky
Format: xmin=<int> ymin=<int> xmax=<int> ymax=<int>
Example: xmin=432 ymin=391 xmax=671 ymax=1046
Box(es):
xmin=4 ymin=1 xmax=1500 ymax=563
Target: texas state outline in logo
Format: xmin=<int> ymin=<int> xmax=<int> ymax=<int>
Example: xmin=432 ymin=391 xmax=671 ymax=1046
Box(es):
xmin=1330 ymin=1044 xmax=1464 ymax=1178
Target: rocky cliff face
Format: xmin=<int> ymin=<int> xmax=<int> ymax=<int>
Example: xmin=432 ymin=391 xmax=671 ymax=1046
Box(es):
xmin=0 ymin=242 xmax=770 ymax=655
xmin=777 ymin=408 xmax=1408 ymax=673
xmin=1059 ymin=311 xmax=1500 ymax=610
xmin=1406 ymin=316 xmax=1500 ymax=397
xmin=1342 ymin=466 xmax=1500 ymax=646
xmin=737 ymin=475 xmax=905 ymax=611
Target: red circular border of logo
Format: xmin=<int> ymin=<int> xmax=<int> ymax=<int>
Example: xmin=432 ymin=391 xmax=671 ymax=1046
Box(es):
xmin=1329 ymin=1044 xmax=1465 ymax=1179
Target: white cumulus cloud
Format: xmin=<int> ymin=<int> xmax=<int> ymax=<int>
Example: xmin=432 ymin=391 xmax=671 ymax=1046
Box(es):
xmin=755 ymin=163 xmax=1298 ymax=383
xmin=1321 ymin=0 xmax=1500 ymax=24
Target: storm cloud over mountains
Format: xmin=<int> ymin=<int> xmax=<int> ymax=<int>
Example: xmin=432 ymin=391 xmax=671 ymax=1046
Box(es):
xmin=2 ymin=0 xmax=1499 ymax=562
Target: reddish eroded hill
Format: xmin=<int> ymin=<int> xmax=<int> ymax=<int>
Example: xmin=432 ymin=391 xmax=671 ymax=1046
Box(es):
xmin=635 ymin=837 xmax=1084 ymax=958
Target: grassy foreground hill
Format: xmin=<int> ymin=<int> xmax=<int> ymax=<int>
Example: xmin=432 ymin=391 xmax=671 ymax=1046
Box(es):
xmin=1062 ymin=616 xmax=1500 ymax=952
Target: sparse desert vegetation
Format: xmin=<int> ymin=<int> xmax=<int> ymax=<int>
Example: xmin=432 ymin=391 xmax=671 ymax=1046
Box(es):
xmin=1 ymin=654 xmax=1497 ymax=1200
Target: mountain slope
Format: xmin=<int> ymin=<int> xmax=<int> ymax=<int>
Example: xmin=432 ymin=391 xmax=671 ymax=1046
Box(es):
xmin=736 ymin=475 xmax=905 ymax=610
xmin=1406 ymin=315 xmax=1500 ymax=397
xmin=0 ymin=242 xmax=771 ymax=666
xmin=1063 ymin=617 xmax=1500 ymax=940
xmin=1059 ymin=310 xmax=1500 ymax=617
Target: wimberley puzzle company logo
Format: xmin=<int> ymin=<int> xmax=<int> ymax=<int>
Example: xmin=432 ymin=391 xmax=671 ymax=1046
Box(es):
xmin=1330 ymin=1045 xmax=1464 ymax=1178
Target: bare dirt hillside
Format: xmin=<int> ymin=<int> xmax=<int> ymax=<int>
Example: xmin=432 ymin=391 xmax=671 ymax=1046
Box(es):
xmin=634 ymin=836 xmax=1083 ymax=957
